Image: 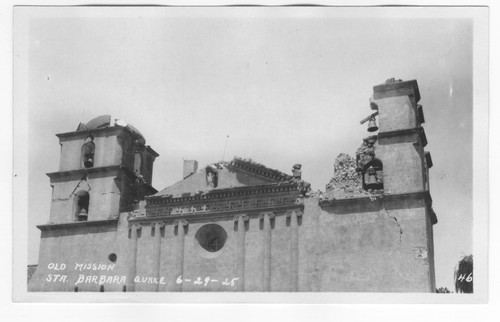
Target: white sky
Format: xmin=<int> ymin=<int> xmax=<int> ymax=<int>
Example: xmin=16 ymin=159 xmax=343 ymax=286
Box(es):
xmin=21 ymin=7 xmax=475 ymax=291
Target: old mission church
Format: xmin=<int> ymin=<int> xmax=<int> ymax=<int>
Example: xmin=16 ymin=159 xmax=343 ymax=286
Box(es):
xmin=28 ymin=79 xmax=438 ymax=292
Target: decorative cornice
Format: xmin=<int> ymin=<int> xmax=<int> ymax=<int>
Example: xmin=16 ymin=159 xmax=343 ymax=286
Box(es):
xmin=146 ymin=190 xmax=301 ymax=218
xmin=37 ymin=219 xmax=119 ymax=232
xmin=227 ymin=158 xmax=291 ymax=182
xmin=146 ymin=182 xmax=299 ymax=205
xmin=129 ymin=204 xmax=303 ymax=225
xmin=147 ymin=182 xmax=299 ymax=205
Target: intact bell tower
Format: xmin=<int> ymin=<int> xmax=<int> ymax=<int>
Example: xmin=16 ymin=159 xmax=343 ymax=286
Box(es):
xmin=47 ymin=115 xmax=158 ymax=223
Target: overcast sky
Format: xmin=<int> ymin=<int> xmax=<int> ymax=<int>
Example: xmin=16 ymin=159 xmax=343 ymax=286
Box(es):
xmin=21 ymin=7 xmax=476 ymax=290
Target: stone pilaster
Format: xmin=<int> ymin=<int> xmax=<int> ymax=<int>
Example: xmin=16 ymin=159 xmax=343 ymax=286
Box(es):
xmin=152 ymin=221 xmax=165 ymax=292
xmin=286 ymin=210 xmax=302 ymax=291
xmin=233 ymin=214 xmax=249 ymax=291
xmin=127 ymin=223 xmax=141 ymax=292
xmin=259 ymin=212 xmax=275 ymax=291
xmin=174 ymin=219 xmax=189 ymax=292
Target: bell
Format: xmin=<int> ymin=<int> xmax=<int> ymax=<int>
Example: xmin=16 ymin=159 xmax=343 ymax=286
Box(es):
xmin=367 ymin=117 xmax=378 ymax=132
xmin=365 ymin=174 xmax=376 ymax=185
xmin=365 ymin=167 xmax=377 ymax=185
xmin=79 ymin=208 xmax=87 ymax=215
xmin=84 ymin=157 xmax=94 ymax=168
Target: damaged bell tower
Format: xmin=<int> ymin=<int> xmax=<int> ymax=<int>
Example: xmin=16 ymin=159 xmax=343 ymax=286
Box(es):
xmin=365 ymin=78 xmax=432 ymax=196
xmin=323 ymin=78 xmax=437 ymax=292
xmin=30 ymin=79 xmax=437 ymax=293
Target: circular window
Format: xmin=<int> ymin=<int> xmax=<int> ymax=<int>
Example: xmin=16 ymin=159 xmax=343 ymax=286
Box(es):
xmin=108 ymin=253 xmax=117 ymax=262
xmin=195 ymin=224 xmax=227 ymax=253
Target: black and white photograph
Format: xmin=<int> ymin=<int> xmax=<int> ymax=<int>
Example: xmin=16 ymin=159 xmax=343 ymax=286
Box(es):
xmin=9 ymin=2 xmax=492 ymax=314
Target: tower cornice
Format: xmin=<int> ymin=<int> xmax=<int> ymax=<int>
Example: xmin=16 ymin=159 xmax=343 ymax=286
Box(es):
xmin=56 ymin=125 xmax=124 ymax=140
xmin=46 ymin=165 xmax=158 ymax=194
xmin=377 ymin=127 xmax=428 ymax=147
xmin=37 ymin=218 xmax=119 ymax=232
xmin=373 ymin=79 xmax=421 ymax=102
xmin=46 ymin=165 xmax=123 ymax=179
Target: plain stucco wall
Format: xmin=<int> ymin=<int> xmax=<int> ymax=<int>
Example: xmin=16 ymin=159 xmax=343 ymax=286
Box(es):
xmin=299 ymin=198 xmax=433 ymax=292
xmin=375 ymin=96 xmax=417 ymax=133
xmin=376 ymin=139 xmax=425 ymax=194
xmin=30 ymin=196 xmax=434 ymax=292
xmin=59 ymin=137 xmax=86 ymax=171
xmin=93 ymin=131 xmax=124 ymax=168
xmin=28 ymin=214 xmax=131 ymax=292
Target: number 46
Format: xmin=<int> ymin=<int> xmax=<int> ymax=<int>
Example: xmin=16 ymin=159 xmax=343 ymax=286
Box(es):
xmin=458 ymin=273 xmax=473 ymax=283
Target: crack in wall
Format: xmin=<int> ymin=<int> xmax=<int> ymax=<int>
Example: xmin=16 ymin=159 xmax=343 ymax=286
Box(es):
xmin=381 ymin=202 xmax=403 ymax=243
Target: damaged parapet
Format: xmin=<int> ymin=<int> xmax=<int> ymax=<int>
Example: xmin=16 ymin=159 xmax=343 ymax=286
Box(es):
xmin=325 ymin=135 xmax=384 ymax=199
xmin=324 ymin=153 xmax=370 ymax=199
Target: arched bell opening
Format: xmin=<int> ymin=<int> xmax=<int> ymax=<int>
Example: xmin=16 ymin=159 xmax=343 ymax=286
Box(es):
xmin=133 ymin=150 xmax=145 ymax=177
xmin=362 ymin=159 xmax=384 ymax=191
xmin=81 ymin=136 xmax=95 ymax=169
xmin=74 ymin=190 xmax=90 ymax=221
xmin=205 ymin=166 xmax=218 ymax=188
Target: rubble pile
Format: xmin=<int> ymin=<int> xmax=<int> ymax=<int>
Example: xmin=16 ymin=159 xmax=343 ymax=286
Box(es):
xmin=324 ymin=153 xmax=370 ymax=199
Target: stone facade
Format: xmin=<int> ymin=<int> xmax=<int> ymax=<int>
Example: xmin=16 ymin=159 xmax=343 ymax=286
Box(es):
xmin=28 ymin=79 xmax=437 ymax=292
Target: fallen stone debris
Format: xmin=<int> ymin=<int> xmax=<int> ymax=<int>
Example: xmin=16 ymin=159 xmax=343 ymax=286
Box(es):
xmin=324 ymin=153 xmax=373 ymax=200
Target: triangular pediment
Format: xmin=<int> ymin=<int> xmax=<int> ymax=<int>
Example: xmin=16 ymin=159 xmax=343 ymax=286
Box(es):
xmin=153 ymin=157 xmax=292 ymax=198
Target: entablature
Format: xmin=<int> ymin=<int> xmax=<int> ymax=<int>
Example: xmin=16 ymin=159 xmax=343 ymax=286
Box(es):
xmin=128 ymin=204 xmax=304 ymax=226
xmin=146 ymin=183 xmax=299 ymax=206
xmin=142 ymin=183 xmax=302 ymax=221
